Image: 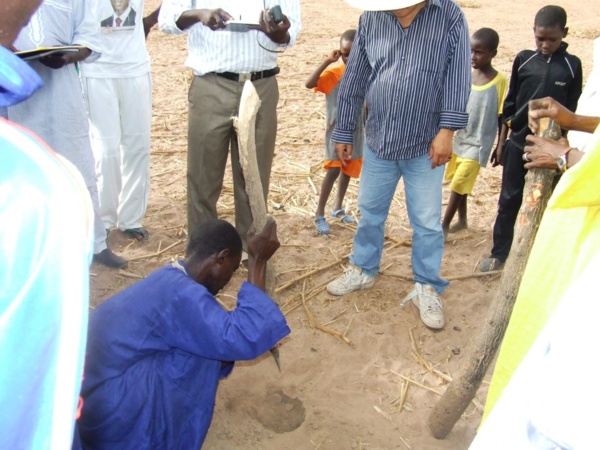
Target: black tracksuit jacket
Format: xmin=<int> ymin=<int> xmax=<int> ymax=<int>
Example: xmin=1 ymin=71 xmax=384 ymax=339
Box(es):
xmin=503 ymin=42 xmax=582 ymax=149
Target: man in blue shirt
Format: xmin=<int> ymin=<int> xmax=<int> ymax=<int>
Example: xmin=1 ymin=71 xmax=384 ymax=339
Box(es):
xmin=78 ymin=218 xmax=290 ymax=449
xmin=327 ymin=0 xmax=471 ymax=330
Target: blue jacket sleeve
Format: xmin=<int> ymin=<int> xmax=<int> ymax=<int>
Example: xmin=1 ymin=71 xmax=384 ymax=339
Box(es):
xmin=167 ymin=282 xmax=290 ymax=361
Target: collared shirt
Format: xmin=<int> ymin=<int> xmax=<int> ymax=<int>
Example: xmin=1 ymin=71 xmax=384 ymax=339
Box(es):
xmin=332 ymin=0 xmax=471 ymax=160
xmin=159 ymin=0 xmax=301 ymax=75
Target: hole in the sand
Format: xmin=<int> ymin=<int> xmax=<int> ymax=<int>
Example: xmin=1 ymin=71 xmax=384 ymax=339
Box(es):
xmin=250 ymin=389 xmax=306 ymax=433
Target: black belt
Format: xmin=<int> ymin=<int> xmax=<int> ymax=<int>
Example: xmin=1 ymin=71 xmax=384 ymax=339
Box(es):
xmin=214 ymin=67 xmax=280 ymax=82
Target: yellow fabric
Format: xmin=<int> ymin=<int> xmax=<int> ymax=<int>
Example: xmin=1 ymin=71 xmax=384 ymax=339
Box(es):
xmin=444 ymin=153 xmax=480 ymax=195
xmin=482 ymin=124 xmax=600 ymax=423
xmin=471 ymin=71 xmax=508 ymax=115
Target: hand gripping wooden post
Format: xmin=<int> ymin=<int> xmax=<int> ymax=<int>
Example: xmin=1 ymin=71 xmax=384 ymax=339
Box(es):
xmin=427 ymin=117 xmax=561 ymax=439
xmin=233 ymin=80 xmax=280 ymax=370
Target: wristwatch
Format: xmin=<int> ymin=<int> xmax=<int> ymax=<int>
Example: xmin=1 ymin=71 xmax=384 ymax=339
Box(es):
xmin=557 ymin=147 xmax=574 ymax=173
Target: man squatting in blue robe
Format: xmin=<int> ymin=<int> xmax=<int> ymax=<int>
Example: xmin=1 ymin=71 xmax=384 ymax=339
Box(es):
xmin=77 ymin=218 xmax=290 ymax=449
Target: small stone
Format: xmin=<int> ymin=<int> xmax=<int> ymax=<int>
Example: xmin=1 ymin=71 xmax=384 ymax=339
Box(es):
xmin=452 ymin=348 xmax=461 ymax=355
xmin=453 ymin=326 xmax=462 ymax=332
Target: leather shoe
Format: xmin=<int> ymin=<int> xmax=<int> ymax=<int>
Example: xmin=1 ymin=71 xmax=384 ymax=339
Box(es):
xmin=93 ymin=248 xmax=128 ymax=269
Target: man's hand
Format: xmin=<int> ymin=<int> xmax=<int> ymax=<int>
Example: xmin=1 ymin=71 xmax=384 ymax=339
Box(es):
xmin=198 ymin=8 xmax=233 ymax=30
xmin=38 ymin=48 xmax=91 ymax=69
xmin=247 ymin=218 xmax=280 ymax=264
xmin=249 ymin=8 xmax=291 ymax=44
xmin=528 ymin=97 xmax=575 ymax=134
xmin=335 ymin=143 xmax=353 ymax=168
xmin=246 ymin=218 xmax=279 ymax=291
xmin=429 ymin=128 xmax=454 ymax=168
xmin=523 ymin=134 xmax=569 ymax=170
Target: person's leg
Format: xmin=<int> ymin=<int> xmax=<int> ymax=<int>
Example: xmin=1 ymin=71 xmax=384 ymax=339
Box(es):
xmin=327 ymin=146 xmax=400 ymax=295
xmin=332 ymin=172 xmax=351 ymax=212
xmin=490 ymin=140 xmax=527 ymax=262
xmin=402 ymin=153 xmax=448 ymax=294
xmin=317 ymin=167 xmax=340 ymax=217
xmin=230 ymin=76 xmax=278 ymax=246
xmin=314 ymin=167 xmax=339 ymax=234
xmin=82 ymin=77 xmax=122 ymax=230
xmin=115 ymin=73 xmax=152 ymax=232
xmin=187 ymin=74 xmax=237 ymax=234
xmin=350 ymin=146 xmax=401 ymax=276
xmin=457 ymin=194 xmax=468 ymax=227
xmin=442 ymin=190 xmax=462 ymax=236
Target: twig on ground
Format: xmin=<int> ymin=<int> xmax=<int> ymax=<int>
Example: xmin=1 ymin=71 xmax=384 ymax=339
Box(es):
xmin=127 ymin=240 xmax=184 ymax=262
xmin=275 ymin=252 xmax=351 ymax=294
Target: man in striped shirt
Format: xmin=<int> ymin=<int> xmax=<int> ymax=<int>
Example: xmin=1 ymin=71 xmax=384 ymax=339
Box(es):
xmin=159 ymin=1 xmax=301 ymax=253
xmin=327 ymin=0 xmax=471 ymax=330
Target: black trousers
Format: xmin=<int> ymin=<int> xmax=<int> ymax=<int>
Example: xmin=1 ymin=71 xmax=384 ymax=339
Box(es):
xmin=491 ymin=140 xmax=528 ymax=262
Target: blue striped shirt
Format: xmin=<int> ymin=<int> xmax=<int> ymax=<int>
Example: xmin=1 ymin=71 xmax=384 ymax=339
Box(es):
xmin=332 ymin=0 xmax=471 ymax=160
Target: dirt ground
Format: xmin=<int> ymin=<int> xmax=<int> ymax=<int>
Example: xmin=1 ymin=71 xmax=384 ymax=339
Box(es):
xmin=90 ymin=1 xmax=596 ymax=448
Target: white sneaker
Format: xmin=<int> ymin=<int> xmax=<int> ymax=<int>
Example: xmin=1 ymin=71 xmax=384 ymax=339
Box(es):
xmin=327 ymin=266 xmax=375 ymax=296
xmin=401 ymin=282 xmax=444 ymax=329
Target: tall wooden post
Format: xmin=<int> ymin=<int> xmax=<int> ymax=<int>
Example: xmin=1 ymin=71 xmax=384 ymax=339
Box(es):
xmin=427 ymin=118 xmax=560 ymax=438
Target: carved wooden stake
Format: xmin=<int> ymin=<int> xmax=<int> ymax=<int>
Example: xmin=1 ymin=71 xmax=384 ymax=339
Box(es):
xmin=233 ymin=81 xmax=280 ymax=370
xmin=428 ymin=117 xmax=560 ymax=439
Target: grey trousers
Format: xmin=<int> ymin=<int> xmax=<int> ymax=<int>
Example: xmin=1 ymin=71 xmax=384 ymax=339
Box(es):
xmin=187 ymin=73 xmax=278 ymax=247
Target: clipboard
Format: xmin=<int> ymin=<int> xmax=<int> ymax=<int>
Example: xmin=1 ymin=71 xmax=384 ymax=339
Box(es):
xmin=15 ymin=46 xmax=85 ymax=61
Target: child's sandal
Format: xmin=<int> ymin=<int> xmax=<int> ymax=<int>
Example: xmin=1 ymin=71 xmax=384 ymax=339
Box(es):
xmin=314 ymin=216 xmax=330 ymax=235
xmin=331 ymin=209 xmax=356 ymax=224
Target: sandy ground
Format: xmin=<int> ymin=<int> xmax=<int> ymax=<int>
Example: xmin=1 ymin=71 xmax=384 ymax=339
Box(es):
xmin=90 ymin=0 xmax=596 ymax=448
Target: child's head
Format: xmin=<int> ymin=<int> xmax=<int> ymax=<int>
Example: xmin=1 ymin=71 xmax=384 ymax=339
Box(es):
xmin=470 ymin=28 xmax=499 ymax=70
xmin=340 ymin=29 xmax=356 ymax=65
xmin=533 ymin=5 xmax=568 ymax=57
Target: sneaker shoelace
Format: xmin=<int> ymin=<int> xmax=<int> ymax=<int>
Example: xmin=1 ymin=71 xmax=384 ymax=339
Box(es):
xmin=420 ymin=289 xmax=443 ymax=313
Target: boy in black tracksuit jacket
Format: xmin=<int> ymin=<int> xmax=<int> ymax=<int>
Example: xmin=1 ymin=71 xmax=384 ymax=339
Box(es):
xmin=481 ymin=5 xmax=582 ymax=271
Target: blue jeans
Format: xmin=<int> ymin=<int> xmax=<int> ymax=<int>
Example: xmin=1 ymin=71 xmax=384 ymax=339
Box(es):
xmin=350 ymin=146 xmax=449 ymax=294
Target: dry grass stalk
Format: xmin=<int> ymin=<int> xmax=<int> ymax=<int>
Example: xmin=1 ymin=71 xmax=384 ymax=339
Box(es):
xmin=322 ymin=309 xmax=347 ymax=326
xmin=275 ymin=252 xmax=352 ymax=293
xmin=281 ymin=283 xmax=328 ymax=315
xmin=127 ymin=239 xmax=184 ymax=262
xmin=445 ymin=270 xmax=503 ymax=281
xmin=384 ymin=269 xmax=502 ymax=282
xmin=117 ymin=270 xmax=144 ymax=279
xmin=409 ymin=328 xmax=452 ymax=383
xmin=301 ymin=281 xmax=353 ymax=346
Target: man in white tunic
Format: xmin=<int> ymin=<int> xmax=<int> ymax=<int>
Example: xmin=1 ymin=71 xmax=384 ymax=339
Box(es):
xmin=2 ymin=0 xmax=128 ymax=268
xmin=81 ymin=1 xmax=161 ymax=242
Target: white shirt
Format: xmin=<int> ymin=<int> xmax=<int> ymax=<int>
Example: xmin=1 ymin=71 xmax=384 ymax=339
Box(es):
xmin=159 ymin=0 xmax=301 ymax=75
xmin=81 ymin=0 xmax=151 ymax=78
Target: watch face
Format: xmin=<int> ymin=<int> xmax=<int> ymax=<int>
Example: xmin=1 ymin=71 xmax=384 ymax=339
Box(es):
xmin=557 ymin=154 xmax=567 ymax=171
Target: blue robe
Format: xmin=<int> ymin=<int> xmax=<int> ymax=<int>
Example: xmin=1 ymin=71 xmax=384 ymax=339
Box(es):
xmin=78 ymin=264 xmax=290 ymax=449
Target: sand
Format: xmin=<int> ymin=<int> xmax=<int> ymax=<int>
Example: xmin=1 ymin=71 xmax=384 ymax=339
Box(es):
xmin=90 ymin=0 xmax=596 ymax=448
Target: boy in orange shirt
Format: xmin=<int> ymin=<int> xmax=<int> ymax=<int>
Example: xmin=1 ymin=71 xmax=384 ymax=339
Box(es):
xmin=306 ymin=29 xmax=365 ymax=235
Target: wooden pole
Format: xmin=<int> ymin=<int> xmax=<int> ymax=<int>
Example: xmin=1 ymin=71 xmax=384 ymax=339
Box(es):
xmin=233 ymin=80 xmax=276 ymax=294
xmin=233 ymin=81 xmax=280 ymax=370
xmin=427 ymin=118 xmax=560 ymax=439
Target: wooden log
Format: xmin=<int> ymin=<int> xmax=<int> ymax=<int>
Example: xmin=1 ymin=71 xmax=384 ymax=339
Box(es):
xmin=233 ymin=81 xmax=280 ymax=370
xmin=427 ymin=118 xmax=560 ymax=439
xmin=233 ymin=80 xmax=276 ymax=295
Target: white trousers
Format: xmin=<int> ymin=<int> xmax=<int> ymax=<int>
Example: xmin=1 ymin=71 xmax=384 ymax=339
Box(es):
xmin=83 ymin=74 xmax=152 ymax=230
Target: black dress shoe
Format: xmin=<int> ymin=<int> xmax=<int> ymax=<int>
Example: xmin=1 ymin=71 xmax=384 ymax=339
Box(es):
xmin=93 ymin=248 xmax=128 ymax=269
